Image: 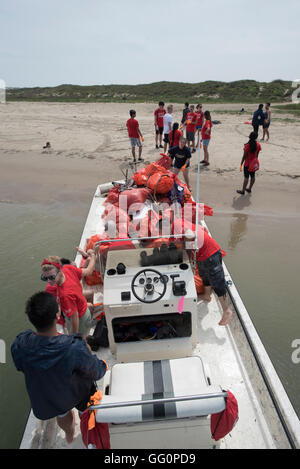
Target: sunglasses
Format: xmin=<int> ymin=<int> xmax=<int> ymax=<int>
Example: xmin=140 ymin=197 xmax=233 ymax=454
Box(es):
xmin=40 ymin=272 xmax=59 ymax=282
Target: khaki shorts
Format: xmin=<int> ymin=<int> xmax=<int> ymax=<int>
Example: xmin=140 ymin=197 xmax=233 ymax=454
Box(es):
xmin=65 ymin=308 xmax=93 ymax=336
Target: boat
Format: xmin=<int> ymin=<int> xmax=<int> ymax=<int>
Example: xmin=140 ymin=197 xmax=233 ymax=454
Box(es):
xmin=19 ymin=155 xmax=300 ymax=450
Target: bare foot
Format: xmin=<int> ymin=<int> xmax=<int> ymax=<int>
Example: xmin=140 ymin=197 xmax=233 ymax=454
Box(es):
xmin=198 ymin=294 xmax=212 ymax=302
xmin=218 ymin=309 xmax=233 ymax=326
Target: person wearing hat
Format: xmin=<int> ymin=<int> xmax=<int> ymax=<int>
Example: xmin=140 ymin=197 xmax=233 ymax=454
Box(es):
xmin=40 ymin=252 xmax=96 ymax=337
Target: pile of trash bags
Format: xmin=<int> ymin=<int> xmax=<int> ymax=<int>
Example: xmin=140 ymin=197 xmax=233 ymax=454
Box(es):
xmin=82 ymin=154 xmax=213 ymax=293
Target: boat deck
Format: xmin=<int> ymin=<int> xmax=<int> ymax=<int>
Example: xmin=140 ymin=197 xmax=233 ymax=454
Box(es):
xmin=20 ymin=185 xmax=300 ymax=449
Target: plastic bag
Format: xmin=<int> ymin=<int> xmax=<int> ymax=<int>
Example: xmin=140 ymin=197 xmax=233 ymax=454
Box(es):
xmin=147 ymin=172 xmax=174 ymax=195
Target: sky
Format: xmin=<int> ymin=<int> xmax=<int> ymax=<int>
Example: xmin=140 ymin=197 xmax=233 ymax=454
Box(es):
xmin=0 ymin=0 xmax=299 ymax=88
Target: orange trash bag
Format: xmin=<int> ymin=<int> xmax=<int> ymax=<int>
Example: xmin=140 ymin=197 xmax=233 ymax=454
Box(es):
xmin=133 ymin=168 xmax=147 ymax=186
xmin=144 ymin=162 xmax=167 ymax=177
xmin=156 ymin=153 xmax=171 ymax=170
xmin=147 ymin=172 xmax=174 ymax=195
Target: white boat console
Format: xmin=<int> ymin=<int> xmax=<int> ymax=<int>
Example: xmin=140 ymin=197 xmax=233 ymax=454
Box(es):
xmin=102 ymin=245 xmax=198 ymax=362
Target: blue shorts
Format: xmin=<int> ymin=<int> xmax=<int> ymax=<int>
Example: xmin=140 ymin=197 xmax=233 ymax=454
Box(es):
xmin=196 ymin=125 xmax=202 ymax=130
xmin=202 ymin=139 xmax=210 ymax=147
xmin=130 ymin=137 xmax=142 ymax=147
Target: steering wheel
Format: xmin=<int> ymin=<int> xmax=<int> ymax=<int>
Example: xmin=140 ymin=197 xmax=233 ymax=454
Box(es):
xmin=131 ymin=268 xmax=167 ymax=304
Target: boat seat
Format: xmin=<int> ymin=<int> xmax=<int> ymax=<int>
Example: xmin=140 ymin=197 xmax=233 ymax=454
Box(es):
xmin=96 ymin=356 xmax=225 ymax=424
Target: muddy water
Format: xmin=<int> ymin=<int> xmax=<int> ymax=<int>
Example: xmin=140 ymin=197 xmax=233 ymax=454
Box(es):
xmin=208 ymin=211 xmax=300 ymax=419
xmin=0 ymin=201 xmax=299 ymax=448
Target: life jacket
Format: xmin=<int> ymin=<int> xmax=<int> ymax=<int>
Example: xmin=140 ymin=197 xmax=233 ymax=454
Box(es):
xmin=80 ymin=389 xmax=111 ymax=449
xmin=210 ymin=390 xmax=238 ymax=441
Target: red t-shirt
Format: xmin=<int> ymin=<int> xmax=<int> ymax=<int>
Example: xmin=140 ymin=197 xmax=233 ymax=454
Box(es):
xmin=201 ymin=120 xmax=212 ymax=140
xmin=168 ymin=129 xmax=183 ymax=148
xmin=244 ymin=142 xmax=261 ymax=172
xmin=186 ymin=112 xmax=198 ymax=132
xmin=196 ymin=228 xmax=220 ymax=261
xmin=154 ymin=108 xmax=166 ymax=128
xmin=57 ymin=265 xmax=87 ymax=318
xmin=172 ymin=219 xmax=220 ymax=261
xmin=196 ymin=111 xmax=204 ymax=127
xmin=126 ymin=118 xmax=140 ymax=138
xmin=45 ymin=284 xmax=65 ymax=326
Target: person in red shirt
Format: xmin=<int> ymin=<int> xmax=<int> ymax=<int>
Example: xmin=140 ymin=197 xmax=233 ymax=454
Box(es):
xmin=184 ymin=104 xmax=198 ymax=153
xmin=172 ymin=218 xmax=233 ymax=326
xmin=154 ymin=101 xmax=166 ymax=149
xmin=200 ymin=111 xmax=212 ymax=166
xmin=237 ymin=131 xmax=261 ymax=195
xmin=168 ymin=122 xmax=183 ymax=148
xmin=195 ymin=104 xmax=204 ymax=149
xmin=41 ymin=252 xmax=96 ymax=338
xmin=126 ymin=110 xmax=144 ymax=162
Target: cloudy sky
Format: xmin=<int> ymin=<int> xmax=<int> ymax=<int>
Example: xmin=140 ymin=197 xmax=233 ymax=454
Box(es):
xmin=0 ymin=0 xmax=299 ymax=87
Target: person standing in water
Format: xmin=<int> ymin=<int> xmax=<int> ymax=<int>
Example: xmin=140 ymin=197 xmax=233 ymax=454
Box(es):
xmin=237 ymin=131 xmax=261 ymax=195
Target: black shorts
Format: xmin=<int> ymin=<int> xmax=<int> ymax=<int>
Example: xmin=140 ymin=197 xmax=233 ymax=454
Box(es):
xmin=244 ymin=166 xmax=255 ymax=179
xmin=263 ymin=122 xmax=270 ymax=129
xmin=197 ymin=250 xmax=227 ymax=297
xmin=163 ymin=133 xmax=169 ymax=144
xmin=156 ymin=127 xmax=163 ymax=135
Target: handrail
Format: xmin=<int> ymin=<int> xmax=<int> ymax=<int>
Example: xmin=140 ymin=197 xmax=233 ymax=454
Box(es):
xmin=89 ymin=391 xmax=228 ymax=411
xmin=94 ymin=233 xmax=186 ymax=248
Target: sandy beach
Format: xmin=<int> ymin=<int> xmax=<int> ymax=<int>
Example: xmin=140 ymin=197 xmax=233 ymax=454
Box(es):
xmin=0 ymin=101 xmax=300 ymax=218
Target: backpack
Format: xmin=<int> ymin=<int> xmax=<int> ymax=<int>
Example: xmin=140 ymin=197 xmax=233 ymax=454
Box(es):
xmin=210 ymin=390 xmax=238 ymax=441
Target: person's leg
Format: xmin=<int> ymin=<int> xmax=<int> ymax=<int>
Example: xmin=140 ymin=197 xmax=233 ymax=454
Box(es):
xmin=155 ymin=128 xmax=158 ymax=148
xmin=131 ymin=145 xmax=136 ymax=161
xmin=163 ymin=135 xmax=169 ymax=153
xmin=246 ymin=174 xmax=255 ymax=192
xmin=195 ymin=129 xmax=200 ymax=148
xmin=159 ymin=128 xmax=163 ymax=147
xmin=265 ymin=127 xmax=270 ymax=141
xmin=237 ymin=167 xmax=250 ymax=194
xmin=79 ymin=307 xmax=93 ymax=340
xmin=138 ymin=144 xmax=143 ymax=160
xmin=206 ymin=251 xmax=233 ymax=326
xmin=192 ymin=133 xmax=196 ymax=151
xmin=203 ymin=144 xmax=209 ymax=163
xmin=217 ymin=295 xmax=233 ymax=326
xmin=196 ymin=261 xmax=212 ymax=301
xmin=172 ymin=167 xmax=180 ymax=176
xmin=183 ymin=167 xmax=190 ymax=188
xmin=237 ymin=177 xmax=248 ymax=194
xmin=197 ymin=285 xmax=213 ymax=302
xmin=56 ymin=410 xmax=75 ymax=444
